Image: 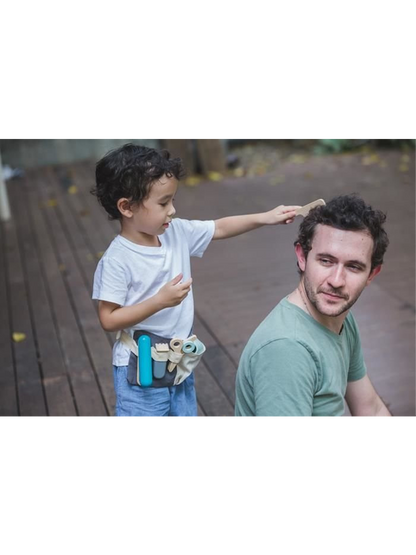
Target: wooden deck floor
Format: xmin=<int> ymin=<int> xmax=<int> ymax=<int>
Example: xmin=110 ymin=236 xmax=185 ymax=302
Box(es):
xmin=1 ymin=149 xmax=414 ymax=415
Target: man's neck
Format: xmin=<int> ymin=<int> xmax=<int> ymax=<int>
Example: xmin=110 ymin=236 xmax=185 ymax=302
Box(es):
xmin=287 ymin=282 xmax=347 ymax=335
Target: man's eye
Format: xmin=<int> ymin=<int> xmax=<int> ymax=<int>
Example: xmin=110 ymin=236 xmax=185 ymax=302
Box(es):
xmin=320 ymin=258 xmax=331 ymax=264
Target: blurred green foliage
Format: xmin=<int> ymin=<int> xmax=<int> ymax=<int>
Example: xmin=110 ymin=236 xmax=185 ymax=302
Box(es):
xmin=314 ymin=139 xmax=415 ymax=154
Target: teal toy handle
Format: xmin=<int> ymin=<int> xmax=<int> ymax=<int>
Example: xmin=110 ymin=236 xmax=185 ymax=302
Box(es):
xmin=138 ymin=335 xmax=153 ymax=387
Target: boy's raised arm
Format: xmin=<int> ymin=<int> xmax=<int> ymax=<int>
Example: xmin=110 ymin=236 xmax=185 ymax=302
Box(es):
xmin=213 ymin=205 xmax=301 ymax=240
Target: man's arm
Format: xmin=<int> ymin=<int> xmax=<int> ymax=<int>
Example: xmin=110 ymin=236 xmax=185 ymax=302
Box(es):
xmin=213 ymin=205 xmax=300 ymax=240
xmin=345 ymin=375 xmax=391 ymax=416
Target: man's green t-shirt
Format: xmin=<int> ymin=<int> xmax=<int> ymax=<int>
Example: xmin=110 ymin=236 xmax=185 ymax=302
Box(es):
xmin=235 ymin=297 xmax=367 ymax=416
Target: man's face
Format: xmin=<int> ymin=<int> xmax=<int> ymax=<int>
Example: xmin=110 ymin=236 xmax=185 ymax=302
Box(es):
xmin=296 ymin=224 xmax=381 ymax=318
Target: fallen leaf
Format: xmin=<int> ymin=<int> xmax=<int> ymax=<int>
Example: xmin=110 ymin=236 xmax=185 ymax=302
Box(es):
xmin=207 ymin=172 xmax=223 ymax=182
xmin=399 ymin=164 xmax=409 ymax=173
xmin=269 ymin=174 xmax=286 ymax=186
xmin=96 ymin=251 xmax=104 ymax=259
xmin=12 ymin=332 xmax=26 ymax=343
xmin=46 ymin=199 xmax=58 ymax=207
xmin=362 ymin=154 xmax=380 ymax=166
xmin=184 ymin=176 xmax=201 ymax=187
xmin=288 ymin=154 xmax=307 ymax=164
xmin=58 ymin=264 xmax=66 ymax=272
xmin=68 ymin=185 xmax=78 ymax=195
xmin=79 ymin=209 xmax=90 ymax=217
xmin=233 ymin=167 xmax=245 ymax=177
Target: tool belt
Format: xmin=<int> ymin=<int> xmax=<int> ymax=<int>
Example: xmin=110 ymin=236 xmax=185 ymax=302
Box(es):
xmin=118 ymin=329 xmax=206 ymax=388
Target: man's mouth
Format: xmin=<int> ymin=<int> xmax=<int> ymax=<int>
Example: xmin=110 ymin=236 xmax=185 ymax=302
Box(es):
xmin=320 ymin=291 xmax=347 ymax=300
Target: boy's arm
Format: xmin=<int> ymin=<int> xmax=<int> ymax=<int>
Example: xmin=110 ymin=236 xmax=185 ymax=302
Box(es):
xmin=98 ymin=273 xmax=192 ymax=332
xmin=213 ymin=205 xmax=301 ymax=240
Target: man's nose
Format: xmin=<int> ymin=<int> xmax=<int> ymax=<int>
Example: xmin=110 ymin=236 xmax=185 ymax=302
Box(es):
xmin=327 ymin=265 xmax=346 ymax=289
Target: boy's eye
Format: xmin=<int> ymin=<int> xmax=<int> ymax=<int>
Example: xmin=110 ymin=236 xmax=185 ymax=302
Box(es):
xmin=160 ymin=197 xmax=175 ymax=207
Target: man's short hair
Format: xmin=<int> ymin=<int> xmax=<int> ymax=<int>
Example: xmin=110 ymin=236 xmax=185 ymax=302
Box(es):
xmin=294 ymin=194 xmax=389 ymax=273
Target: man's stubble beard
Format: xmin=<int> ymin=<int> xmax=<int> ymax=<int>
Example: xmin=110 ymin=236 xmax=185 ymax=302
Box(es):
xmin=302 ymin=272 xmax=361 ymax=318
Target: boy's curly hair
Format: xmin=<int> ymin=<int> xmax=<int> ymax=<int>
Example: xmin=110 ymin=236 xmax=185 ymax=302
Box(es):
xmin=91 ymin=143 xmax=185 ymax=220
xmin=295 ymin=194 xmax=389 ymax=273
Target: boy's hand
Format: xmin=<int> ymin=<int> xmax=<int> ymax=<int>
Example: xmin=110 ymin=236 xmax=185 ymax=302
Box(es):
xmin=157 ymin=273 xmax=193 ymax=308
xmin=261 ymin=205 xmax=301 ymax=225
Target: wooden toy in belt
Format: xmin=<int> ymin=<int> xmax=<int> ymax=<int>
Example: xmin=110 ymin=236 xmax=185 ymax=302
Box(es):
xmin=168 ymin=338 xmax=184 ymax=372
xmin=153 ymin=343 xmax=169 ymax=379
xmin=295 ymin=199 xmax=326 ymax=217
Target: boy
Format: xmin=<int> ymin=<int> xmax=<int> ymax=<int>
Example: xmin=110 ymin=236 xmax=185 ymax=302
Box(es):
xmin=92 ymin=143 xmax=299 ymax=416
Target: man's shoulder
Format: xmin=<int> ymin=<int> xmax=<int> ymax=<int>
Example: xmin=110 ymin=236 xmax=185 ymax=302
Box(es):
xmin=243 ymin=300 xmax=304 ymax=353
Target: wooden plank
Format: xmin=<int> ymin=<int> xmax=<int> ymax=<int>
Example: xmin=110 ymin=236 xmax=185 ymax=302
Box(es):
xmin=41 ymin=166 xmax=118 ymax=412
xmin=193 ymin=312 xmax=237 ymax=405
xmin=0 ymin=221 xmax=18 ymax=415
xmin=194 ymin=360 xmax=234 ymax=416
xmin=13 ymin=174 xmax=77 ymax=416
xmin=38 ymin=167 xmax=115 ymax=413
xmin=27 ymin=170 xmax=108 ymax=416
xmin=4 ymin=182 xmax=47 ymax=416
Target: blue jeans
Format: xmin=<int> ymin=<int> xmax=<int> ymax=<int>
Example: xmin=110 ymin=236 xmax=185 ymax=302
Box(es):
xmin=113 ymin=366 xmax=198 ymax=416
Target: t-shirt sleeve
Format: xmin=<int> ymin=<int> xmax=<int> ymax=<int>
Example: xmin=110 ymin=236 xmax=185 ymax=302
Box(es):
xmin=175 ymin=218 xmax=215 ymax=258
xmin=347 ymin=315 xmax=367 ymax=382
xmin=250 ymin=339 xmax=317 ymax=416
xmin=92 ymin=256 xmax=129 ymax=305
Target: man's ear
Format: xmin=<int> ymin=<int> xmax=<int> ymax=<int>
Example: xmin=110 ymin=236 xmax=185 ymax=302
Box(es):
xmin=117 ymin=198 xmax=133 ymax=218
xmin=366 ymin=264 xmax=382 ymax=285
xmin=295 ymin=243 xmax=307 ymax=272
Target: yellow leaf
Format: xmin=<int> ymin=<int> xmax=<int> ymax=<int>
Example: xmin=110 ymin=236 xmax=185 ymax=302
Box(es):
xmin=86 ymin=253 xmax=94 ymax=261
xmin=401 ymin=154 xmax=410 ymax=163
xmin=46 ymin=199 xmax=58 ymax=207
xmin=362 ymin=154 xmax=380 ymax=166
xmin=288 ymin=154 xmax=307 ymax=164
xmin=233 ymin=167 xmax=245 ymax=177
xmin=12 ymin=332 xmax=26 ymax=343
xmin=269 ymin=174 xmax=286 ymax=186
xmin=399 ymin=164 xmax=409 ymax=173
xmin=184 ymin=176 xmax=201 ymax=187
xmin=96 ymin=251 xmax=104 ymax=259
xmin=68 ymin=185 xmax=78 ymax=195
xmin=207 ymin=171 xmax=222 ymax=182
xmin=58 ymin=264 xmax=66 ymax=272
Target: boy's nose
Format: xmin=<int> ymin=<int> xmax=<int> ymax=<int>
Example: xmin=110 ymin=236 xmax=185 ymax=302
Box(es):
xmin=168 ymin=205 xmax=176 ymax=217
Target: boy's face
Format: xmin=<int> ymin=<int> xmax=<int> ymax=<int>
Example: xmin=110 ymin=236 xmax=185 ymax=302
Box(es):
xmin=130 ymin=174 xmax=178 ymax=237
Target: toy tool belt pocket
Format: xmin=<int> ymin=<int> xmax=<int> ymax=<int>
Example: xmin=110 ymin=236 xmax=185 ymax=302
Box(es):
xmin=118 ymin=330 xmax=206 ymax=388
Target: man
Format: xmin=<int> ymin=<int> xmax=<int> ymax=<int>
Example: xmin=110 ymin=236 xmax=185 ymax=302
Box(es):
xmin=235 ymin=194 xmax=391 ymax=416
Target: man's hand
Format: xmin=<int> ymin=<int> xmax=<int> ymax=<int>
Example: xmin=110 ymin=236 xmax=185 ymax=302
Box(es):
xmin=156 ymin=273 xmax=193 ymax=308
xmin=260 ymin=205 xmax=301 ymax=225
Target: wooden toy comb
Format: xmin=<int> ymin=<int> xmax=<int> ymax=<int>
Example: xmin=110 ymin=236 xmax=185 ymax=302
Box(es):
xmin=295 ymin=199 xmax=326 ymax=217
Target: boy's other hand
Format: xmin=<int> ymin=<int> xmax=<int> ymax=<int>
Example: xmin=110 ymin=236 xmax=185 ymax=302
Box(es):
xmin=157 ymin=273 xmax=193 ymax=308
xmin=262 ymin=205 xmax=301 ymax=225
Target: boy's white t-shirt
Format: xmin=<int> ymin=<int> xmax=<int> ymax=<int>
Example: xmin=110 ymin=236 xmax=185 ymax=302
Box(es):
xmin=92 ymin=218 xmax=215 ymax=366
